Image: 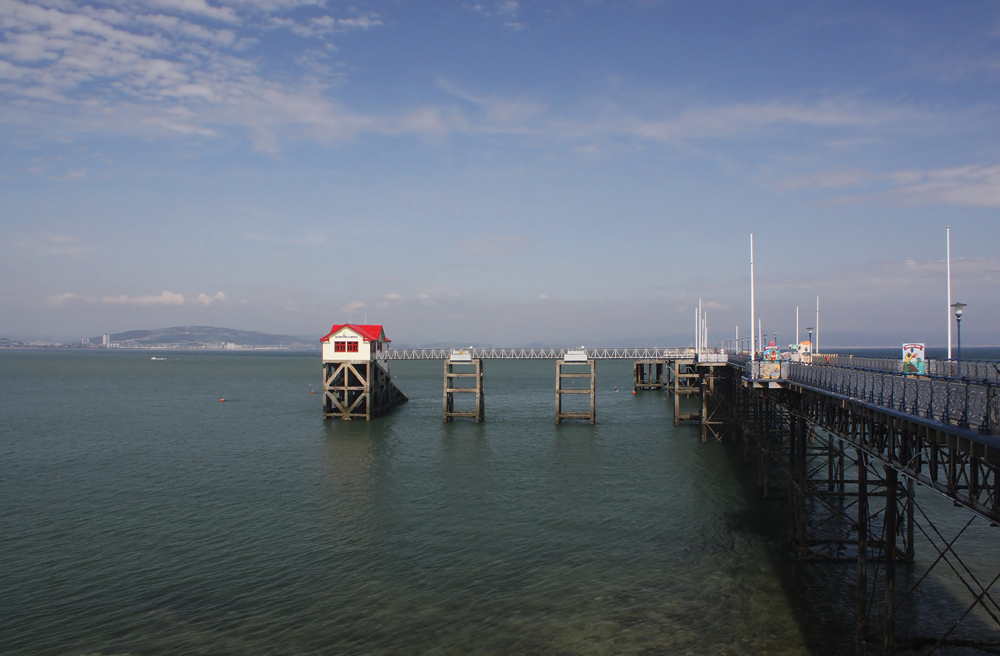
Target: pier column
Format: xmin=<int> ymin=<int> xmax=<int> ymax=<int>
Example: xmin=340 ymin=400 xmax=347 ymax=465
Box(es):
xmin=883 ymin=465 xmax=898 ymax=655
xmin=443 ymin=359 xmax=485 ymax=422
xmin=857 ymin=449 xmax=869 ymax=655
xmin=634 ymin=360 xmax=666 ymax=392
xmin=555 ymin=359 xmax=596 ymax=424
xmin=672 ymin=360 xmax=681 ymax=425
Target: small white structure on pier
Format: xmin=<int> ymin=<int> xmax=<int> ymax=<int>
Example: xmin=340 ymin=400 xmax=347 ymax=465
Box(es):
xmin=319 ymin=324 xmax=406 ymax=420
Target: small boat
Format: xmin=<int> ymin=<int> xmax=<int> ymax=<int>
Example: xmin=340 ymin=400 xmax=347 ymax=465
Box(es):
xmin=151 ymin=357 xmax=167 ymax=361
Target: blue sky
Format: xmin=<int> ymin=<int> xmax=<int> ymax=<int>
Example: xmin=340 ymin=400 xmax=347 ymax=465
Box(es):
xmin=2 ymin=0 xmax=999 ymax=346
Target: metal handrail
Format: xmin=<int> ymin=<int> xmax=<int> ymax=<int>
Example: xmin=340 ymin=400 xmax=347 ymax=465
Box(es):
xmin=817 ymin=355 xmax=1000 ymax=382
xmin=786 ymin=362 xmax=999 ymax=436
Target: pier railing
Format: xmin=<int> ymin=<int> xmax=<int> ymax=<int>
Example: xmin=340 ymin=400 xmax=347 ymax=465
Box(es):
xmin=384 ymin=347 xmax=695 ymax=360
xmin=817 ymin=355 xmax=1000 ymax=382
xmin=787 ymin=363 xmax=1000 ymax=437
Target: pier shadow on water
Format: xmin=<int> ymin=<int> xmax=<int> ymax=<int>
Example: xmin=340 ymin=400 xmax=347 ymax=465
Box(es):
xmin=714 ymin=414 xmax=1000 ymax=656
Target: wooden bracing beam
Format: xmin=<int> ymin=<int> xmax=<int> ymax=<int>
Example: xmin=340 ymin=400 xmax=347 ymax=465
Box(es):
xmin=323 ymin=360 xmax=408 ymax=420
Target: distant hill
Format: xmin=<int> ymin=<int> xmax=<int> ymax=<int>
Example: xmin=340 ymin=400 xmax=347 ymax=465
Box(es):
xmin=90 ymin=326 xmax=317 ymax=349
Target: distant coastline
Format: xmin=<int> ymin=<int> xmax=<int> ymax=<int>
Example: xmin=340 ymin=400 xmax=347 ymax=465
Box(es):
xmin=0 ymin=326 xmax=318 ymax=351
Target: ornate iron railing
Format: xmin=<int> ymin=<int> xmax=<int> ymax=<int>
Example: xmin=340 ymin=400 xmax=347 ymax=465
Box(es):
xmin=818 ymin=355 xmax=1000 ymax=382
xmin=787 ymin=363 xmax=1000 ymax=436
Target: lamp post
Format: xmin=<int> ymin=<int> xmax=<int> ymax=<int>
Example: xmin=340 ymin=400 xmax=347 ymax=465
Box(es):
xmin=807 ymin=327 xmax=814 ymax=351
xmin=951 ymin=302 xmax=966 ymax=377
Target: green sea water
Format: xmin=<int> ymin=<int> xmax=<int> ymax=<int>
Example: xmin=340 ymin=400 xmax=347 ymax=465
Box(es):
xmin=1 ymin=351 xmax=995 ymax=655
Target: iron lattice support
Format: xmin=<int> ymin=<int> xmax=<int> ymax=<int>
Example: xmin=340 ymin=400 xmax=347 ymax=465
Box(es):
xmin=721 ymin=364 xmax=1000 ymax=655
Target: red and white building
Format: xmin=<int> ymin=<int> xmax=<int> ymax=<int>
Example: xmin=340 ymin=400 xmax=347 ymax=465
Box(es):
xmin=320 ymin=324 xmax=390 ymax=362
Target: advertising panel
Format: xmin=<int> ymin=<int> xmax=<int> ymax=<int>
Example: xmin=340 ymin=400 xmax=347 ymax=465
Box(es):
xmin=902 ymin=343 xmax=926 ymax=374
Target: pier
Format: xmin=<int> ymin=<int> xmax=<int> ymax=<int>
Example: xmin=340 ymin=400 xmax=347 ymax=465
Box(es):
xmin=319 ymin=327 xmax=1000 ymax=653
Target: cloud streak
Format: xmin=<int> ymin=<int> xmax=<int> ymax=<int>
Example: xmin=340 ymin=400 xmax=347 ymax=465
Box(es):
xmin=0 ymin=1 xmax=959 ymax=157
xmin=784 ymin=164 xmax=1000 ymax=208
xmin=46 ymin=290 xmax=230 ymax=307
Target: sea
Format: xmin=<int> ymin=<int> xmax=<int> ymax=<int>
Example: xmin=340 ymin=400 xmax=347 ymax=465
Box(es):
xmin=2 ymin=349 xmax=998 ymax=655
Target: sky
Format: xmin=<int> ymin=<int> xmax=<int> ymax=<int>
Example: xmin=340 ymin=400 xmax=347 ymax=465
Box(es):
xmin=1 ymin=0 xmax=999 ymax=347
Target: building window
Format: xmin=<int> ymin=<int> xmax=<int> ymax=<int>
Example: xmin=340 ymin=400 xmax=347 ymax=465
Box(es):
xmin=347 ymin=342 xmax=359 ymax=353
xmin=334 ymin=341 xmax=346 ymax=352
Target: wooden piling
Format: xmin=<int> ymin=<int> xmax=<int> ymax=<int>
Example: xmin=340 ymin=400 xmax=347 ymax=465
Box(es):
xmin=555 ymin=359 xmax=595 ymax=424
xmin=443 ymin=359 xmax=485 ymax=422
xmin=633 ymin=359 xmax=666 ymax=391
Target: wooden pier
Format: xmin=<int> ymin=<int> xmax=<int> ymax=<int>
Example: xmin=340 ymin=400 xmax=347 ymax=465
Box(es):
xmin=443 ymin=358 xmax=485 ymax=422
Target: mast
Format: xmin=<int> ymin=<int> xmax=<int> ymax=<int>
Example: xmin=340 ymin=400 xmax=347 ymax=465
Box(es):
xmin=750 ymin=234 xmax=755 ymax=361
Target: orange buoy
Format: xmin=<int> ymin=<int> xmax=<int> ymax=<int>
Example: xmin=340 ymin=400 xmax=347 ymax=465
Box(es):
xmin=632 ymin=390 xmax=636 ymax=394
xmin=311 ymin=390 xmax=316 ymax=394
xmin=220 ymin=398 xmax=225 ymax=402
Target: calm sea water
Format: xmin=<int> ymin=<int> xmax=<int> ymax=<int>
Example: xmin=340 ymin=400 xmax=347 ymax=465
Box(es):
xmin=1 ymin=350 xmax=996 ymax=655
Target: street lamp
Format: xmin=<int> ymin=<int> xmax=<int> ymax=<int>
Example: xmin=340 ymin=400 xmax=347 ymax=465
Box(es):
xmin=807 ymin=327 xmax=814 ymax=351
xmin=951 ymin=302 xmax=966 ymax=377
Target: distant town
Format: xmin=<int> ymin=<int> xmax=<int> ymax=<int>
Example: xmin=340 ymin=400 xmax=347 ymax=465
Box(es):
xmin=0 ymin=326 xmax=320 ymax=351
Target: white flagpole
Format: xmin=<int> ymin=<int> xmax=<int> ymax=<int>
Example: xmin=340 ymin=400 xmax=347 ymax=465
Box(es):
xmin=816 ymin=296 xmax=820 ymax=354
xmin=704 ymin=311 xmax=708 ymax=352
xmin=695 ymin=307 xmax=699 ymax=352
xmin=750 ymin=234 xmax=755 ymax=361
xmin=947 ymin=225 xmax=952 ymax=359
xmin=796 ymin=306 xmax=799 ymax=346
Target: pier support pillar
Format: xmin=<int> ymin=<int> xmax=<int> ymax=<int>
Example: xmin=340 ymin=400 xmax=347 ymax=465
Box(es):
xmin=323 ymin=360 xmax=407 ymax=420
xmin=857 ymin=449 xmax=869 ymax=655
xmin=633 ymin=360 xmax=666 ymax=392
xmin=883 ymin=465 xmax=898 ymax=655
xmin=443 ymin=359 xmax=485 ymax=422
xmin=556 ymin=359 xmax=596 ymax=424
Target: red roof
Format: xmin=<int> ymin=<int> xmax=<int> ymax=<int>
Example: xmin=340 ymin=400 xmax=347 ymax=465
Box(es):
xmin=320 ymin=324 xmax=389 ymax=343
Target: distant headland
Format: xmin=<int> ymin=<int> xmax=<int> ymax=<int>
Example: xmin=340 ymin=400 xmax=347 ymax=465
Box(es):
xmin=0 ymin=326 xmax=319 ymax=351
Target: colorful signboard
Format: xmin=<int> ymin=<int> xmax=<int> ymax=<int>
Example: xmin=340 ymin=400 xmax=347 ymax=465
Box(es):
xmin=902 ymin=343 xmax=926 ymax=374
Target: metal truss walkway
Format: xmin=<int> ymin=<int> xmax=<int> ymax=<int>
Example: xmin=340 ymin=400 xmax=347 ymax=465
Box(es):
xmin=383 ymin=347 xmax=695 ymax=360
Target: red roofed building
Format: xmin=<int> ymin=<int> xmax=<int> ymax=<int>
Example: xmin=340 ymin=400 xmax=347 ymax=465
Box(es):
xmin=320 ymin=324 xmax=390 ymax=362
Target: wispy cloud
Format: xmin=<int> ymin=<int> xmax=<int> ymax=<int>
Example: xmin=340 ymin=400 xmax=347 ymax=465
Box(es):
xmin=0 ymin=0 xmax=410 ymax=148
xmin=0 ymin=1 xmax=978 ymax=159
xmin=8 ymin=233 xmax=94 ymax=255
xmin=457 ymin=234 xmax=532 ymax=255
xmin=46 ymin=289 xmax=230 ymax=307
xmin=284 ymin=13 xmax=382 ymax=38
xmin=783 ymin=164 xmax=1000 ymax=208
xmin=246 ymin=231 xmax=327 ymax=244
xmin=59 ymin=168 xmax=87 ymax=181
xmin=758 ymin=257 xmax=1000 ymax=298
xmin=193 ymin=291 xmax=226 ymax=305
xmin=465 ymin=1 xmax=525 ymax=30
